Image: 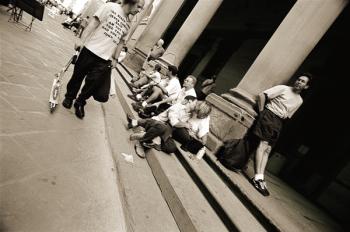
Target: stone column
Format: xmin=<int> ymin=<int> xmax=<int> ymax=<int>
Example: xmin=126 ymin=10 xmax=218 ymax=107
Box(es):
xmin=160 ymin=0 xmax=223 ymax=67
xmin=125 ymin=0 xmax=155 ymax=43
xmin=226 ymin=0 xmax=349 ymax=107
xmin=207 ymin=0 xmax=348 ymax=151
xmin=123 ymin=0 xmax=184 ymax=72
xmin=192 ymin=38 xmax=221 ymax=77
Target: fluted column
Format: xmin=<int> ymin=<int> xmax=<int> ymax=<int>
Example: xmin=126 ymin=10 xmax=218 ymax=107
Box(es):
xmin=160 ymin=0 xmax=223 ymax=67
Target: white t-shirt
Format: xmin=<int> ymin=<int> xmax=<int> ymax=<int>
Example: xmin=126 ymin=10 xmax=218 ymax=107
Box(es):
xmin=165 ymin=77 xmax=181 ymax=99
xmin=264 ymin=85 xmax=303 ymax=119
xmin=148 ymin=71 xmax=161 ymax=84
xmin=174 ymin=87 xmax=197 ymax=104
xmin=153 ymin=103 xmax=190 ymax=126
xmin=188 ymin=115 xmax=210 ymax=139
xmin=85 ymin=2 xmax=130 ymax=60
xmin=158 ymin=77 xmax=169 ymax=88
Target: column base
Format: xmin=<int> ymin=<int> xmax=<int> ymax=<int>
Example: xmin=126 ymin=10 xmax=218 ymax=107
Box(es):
xmin=221 ymin=88 xmax=258 ymax=117
xmin=206 ymin=93 xmax=257 ymax=152
xmin=123 ymin=48 xmax=148 ymax=73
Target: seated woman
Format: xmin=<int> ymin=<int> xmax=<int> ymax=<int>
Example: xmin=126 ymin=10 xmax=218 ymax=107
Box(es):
xmin=172 ymin=101 xmax=212 ymax=159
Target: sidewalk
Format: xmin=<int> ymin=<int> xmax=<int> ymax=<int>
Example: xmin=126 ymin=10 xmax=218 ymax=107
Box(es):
xmin=0 ymin=8 xmax=126 ymax=232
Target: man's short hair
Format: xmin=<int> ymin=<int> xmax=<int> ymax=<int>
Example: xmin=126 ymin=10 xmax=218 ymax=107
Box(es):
xmin=168 ymin=65 xmax=178 ymax=76
xmin=154 ymin=64 xmax=161 ymax=72
xmin=123 ymin=0 xmax=139 ymax=4
xmin=196 ymin=101 xmax=212 ymax=118
xmin=184 ymin=95 xmax=197 ymax=102
xmin=300 ymin=72 xmax=313 ymax=85
xmin=158 ymin=39 xmax=164 ymax=46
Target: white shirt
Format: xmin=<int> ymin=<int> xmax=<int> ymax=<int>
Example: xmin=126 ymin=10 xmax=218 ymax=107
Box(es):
xmin=188 ymin=115 xmax=210 ymax=139
xmin=85 ymin=3 xmax=130 ymax=60
xmin=264 ymin=85 xmax=303 ymax=119
xmin=152 ymin=103 xmax=190 ymax=126
xmin=173 ymin=87 xmax=197 ymax=104
xmin=165 ymin=77 xmax=181 ymax=99
xmin=148 ymin=71 xmax=161 ymax=84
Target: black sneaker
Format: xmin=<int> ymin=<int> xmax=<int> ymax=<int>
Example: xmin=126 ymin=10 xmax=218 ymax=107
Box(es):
xmin=132 ymin=102 xmax=142 ymax=112
xmin=127 ymin=94 xmax=138 ymax=101
xmin=180 ymin=144 xmax=189 ymax=152
xmin=138 ymin=111 xmax=151 ymax=119
xmin=74 ymin=102 xmax=85 ymax=119
xmin=251 ymin=178 xmax=270 ymax=196
xmin=62 ymin=98 xmax=73 ymax=109
xmin=126 ymin=113 xmax=134 ymax=129
xmin=142 ymin=142 xmax=161 ymax=151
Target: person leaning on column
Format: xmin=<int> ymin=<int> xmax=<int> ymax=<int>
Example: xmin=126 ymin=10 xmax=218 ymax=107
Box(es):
xmin=62 ymin=0 xmax=145 ymax=119
xmin=250 ymin=74 xmax=312 ymax=196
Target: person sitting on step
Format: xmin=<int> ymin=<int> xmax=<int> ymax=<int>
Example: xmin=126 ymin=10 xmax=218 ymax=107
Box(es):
xmin=132 ymin=75 xmax=197 ymax=118
xmin=130 ymin=63 xmax=162 ymax=90
xmin=128 ymin=64 xmax=179 ymax=103
xmin=172 ymin=101 xmax=212 ymax=160
xmin=126 ymin=95 xmax=197 ymax=158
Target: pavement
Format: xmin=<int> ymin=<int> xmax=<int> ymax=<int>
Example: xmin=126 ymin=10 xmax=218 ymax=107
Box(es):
xmin=0 ymin=7 xmax=127 ymax=232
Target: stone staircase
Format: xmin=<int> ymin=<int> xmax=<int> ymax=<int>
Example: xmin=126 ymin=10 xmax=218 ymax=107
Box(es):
xmin=110 ymin=63 xmax=343 ymax=232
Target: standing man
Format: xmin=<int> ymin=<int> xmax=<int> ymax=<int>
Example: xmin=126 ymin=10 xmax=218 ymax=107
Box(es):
xmin=251 ymin=74 xmax=311 ymax=196
xmin=63 ymin=0 xmax=145 ymax=119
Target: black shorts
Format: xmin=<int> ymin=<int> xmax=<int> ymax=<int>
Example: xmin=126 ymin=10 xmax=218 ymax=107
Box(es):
xmin=250 ymin=109 xmax=283 ymax=147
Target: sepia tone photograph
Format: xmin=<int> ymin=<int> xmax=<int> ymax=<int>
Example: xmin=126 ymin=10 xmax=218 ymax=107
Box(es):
xmin=0 ymin=0 xmax=349 ymax=231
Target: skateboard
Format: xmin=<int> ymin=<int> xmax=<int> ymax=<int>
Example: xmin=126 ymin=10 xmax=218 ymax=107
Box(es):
xmin=49 ymin=50 xmax=79 ymax=113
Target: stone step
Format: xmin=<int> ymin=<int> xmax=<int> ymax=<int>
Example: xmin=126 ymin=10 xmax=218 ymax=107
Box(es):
xmin=204 ymin=150 xmax=283 ymax=231
xmin=115 ymin=65 xmax=134 ymax=93
xmin=114 ymin=66 xmax=267 ymax=231
xmin=115 ymin=63 xmax=343 ymax=232
xmin=175 ymin=146 xmax=268 ymax=232
xmin=114 ymin=69 xmax=230 ymax=231
xmin=119 ymin=63 xmax=138 ymax=78
xmin=146 ymin=149 xmax=230 ymax=232
xmin=102 ymin=71 xmax=180 ymax=232
xmin=204 ymin=150 xmax=329 ymax=232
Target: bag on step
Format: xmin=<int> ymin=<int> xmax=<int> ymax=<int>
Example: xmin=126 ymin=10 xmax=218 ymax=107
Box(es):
xmin=217 ymin=137 xmax=256 ymax=171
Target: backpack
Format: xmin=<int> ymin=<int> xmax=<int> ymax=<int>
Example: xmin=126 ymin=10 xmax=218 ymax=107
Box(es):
xmin=217 ymin=137 xmax=257 ymax=171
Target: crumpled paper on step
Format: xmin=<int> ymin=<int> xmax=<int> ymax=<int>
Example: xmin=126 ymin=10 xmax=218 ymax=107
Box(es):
xmin=121 ymin=153 xmax=134 ymax=163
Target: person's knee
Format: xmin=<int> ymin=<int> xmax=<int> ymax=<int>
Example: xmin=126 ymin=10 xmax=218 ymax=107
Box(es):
xmin=153 ymin=87 xmax=162 ymax=96
xmin=265 ymin=144 xmax=272 ymax=154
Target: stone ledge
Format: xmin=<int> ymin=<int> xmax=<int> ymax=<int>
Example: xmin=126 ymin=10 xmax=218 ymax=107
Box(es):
xmin=114 ymin=67 xmax=228 ymax=231
xmin=174 ymin=144 xmax=268 ymax=232
xmin=146 ymin=149 xmax=228 ymax=232
xmin=207 ymin=93 xmax=255 ymax=141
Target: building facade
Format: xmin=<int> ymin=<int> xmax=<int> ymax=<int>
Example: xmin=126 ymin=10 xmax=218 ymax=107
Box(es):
xmin=123 ymin=0 xmax=350 ymax=228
